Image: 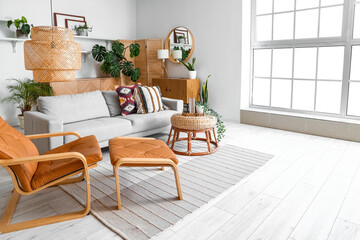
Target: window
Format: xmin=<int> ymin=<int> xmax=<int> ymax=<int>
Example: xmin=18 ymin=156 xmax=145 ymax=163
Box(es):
xmin=250 ymin=0 xmax=360 ymax=118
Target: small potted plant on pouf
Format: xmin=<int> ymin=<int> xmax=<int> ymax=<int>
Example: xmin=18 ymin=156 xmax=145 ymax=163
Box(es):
xmin=74 ymin=24 xmax=92 ymax=36
xmin=180 ymin=57 xmax=197 ymax=79
xmin=7 ymin=16 xmax=33 ymax=39
xmin=2 ymin=78 xmax=53 ymax=128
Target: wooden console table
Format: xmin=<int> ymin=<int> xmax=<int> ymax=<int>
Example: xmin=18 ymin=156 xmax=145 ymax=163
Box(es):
xmin=152 ymin=78 xmax=200 ymax=103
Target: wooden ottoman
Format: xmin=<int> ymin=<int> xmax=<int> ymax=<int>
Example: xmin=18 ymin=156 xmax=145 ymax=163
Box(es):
xmin=109 ymin=137 xmax=183 ymax=210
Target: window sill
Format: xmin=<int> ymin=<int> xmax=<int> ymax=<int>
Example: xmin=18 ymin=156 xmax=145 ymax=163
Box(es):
xmin=241 ymin=108 xmax=360 ymax=125
xmin=240 ymin=108 xmax=360 ymax=142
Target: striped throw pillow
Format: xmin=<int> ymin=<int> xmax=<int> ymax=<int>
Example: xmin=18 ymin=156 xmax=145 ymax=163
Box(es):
xmin=134 ymin=85 xmax=165 ymax=114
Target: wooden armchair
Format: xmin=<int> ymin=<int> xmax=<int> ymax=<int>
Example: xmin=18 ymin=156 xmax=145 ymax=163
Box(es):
xmin=0 ymin=117 xmax=103 ymax=234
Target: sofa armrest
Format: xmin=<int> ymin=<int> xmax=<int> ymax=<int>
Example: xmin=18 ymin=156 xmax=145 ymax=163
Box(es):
xmin=24 ymin=111 xmax=64 ymax=154
xmin=162 ymin=97 xmax=183 ymax=113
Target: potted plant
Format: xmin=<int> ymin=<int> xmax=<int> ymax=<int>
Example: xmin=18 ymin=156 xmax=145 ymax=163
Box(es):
xmin=73 ymin=24 xmax=92 ymax=36
xmin=2 ymin=78 xmax=53 ymax=128
xmin=7 ymin=16 xmax=33 ymax=39
xmin=92 ymin=42 xmax=141 ymax=82
xmin=196 ymin=75 xmax=226 ymax=141
xmin=177 ymin=35 xmax=185 ymax=44
xmin=180 ymin=57 xmax=196 ymax=79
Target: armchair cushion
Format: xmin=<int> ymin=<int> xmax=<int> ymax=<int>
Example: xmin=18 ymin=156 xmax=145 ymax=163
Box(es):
xmin=0 ymin=117 xmax=39 ymax=192
xmin=31 ymin=135 xmax=102 ymax=189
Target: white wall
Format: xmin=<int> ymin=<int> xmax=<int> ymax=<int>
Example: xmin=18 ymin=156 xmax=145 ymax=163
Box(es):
xmin=0 ymin=0 xmax=136 ymax=125
xmin=136 ymin=0 xmax=242 ymax=120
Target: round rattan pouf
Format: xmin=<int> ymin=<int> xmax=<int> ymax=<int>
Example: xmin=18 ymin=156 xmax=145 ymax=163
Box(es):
xmin=167 ymin=113 xmax=219 ymax=156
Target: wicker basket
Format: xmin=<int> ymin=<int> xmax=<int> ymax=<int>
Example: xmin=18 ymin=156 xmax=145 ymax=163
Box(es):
xmin=171 ymin=113 xmax=217 ymax=130
xmin=24 ymin=26 xmax=81 ymax=82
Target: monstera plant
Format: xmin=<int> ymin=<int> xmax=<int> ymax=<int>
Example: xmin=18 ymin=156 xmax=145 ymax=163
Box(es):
xmin=92 ymin=42 xmax=141 ymax=82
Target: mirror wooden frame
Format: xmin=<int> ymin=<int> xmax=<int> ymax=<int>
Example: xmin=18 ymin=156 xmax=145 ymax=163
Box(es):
xmin=165 ymin=26 xmax=195 ymax=64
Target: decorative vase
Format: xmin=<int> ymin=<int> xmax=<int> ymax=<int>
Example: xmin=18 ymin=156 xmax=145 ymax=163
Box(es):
xmin=188 ymin=71 xmax=197 ymax=79
xmin=18 ymin=115 xmax=24 ymax=129
xmin=16 ymin=29 xmax=28 ymax=39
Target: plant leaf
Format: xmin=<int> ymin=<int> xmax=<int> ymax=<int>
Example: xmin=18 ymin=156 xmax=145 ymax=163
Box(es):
xmin=108 ymin=64 xmax=121 ymax=77
xmin=120 ymin=61 xmax=134 ymax=76
xmin=7 ymin=20 xmax=12 ymax=28
xmin=14 ymin=19 xmax=21 ymax=29
xmin=92 ymin=44 xmax=107 ymax=62
xmin=21 ymin=24 xmax=30 ymax=35
xmin=129 ymin=43 xmax=140 ymax=58
xmin=21 ymin=16 xmax=27 ymax=23
xmin=130 ymin=68 xmax=141 ymax=82
xmin=112 ymin=42 xmax=125 ymax=57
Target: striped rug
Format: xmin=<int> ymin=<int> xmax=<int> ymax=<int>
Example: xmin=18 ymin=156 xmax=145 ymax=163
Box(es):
xmin=59 ymin=143 xmax=273 ymax=240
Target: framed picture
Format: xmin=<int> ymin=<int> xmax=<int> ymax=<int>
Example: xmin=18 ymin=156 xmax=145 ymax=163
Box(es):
xmin=174 ymin=29 xmax=189 ymax=44
xmin=53 ymin=12 xmax=85 ymax=27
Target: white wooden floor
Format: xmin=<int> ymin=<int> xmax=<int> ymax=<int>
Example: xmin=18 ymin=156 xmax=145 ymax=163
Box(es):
xmin=2 ymin=120 xmax=360 ymax=240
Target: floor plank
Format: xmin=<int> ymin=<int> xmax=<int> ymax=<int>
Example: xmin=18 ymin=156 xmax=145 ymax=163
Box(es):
xmin=290 ymin=174 xmax=352 ymax=240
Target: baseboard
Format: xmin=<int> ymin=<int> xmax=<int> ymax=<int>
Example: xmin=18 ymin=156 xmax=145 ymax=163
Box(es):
xmin=240 ymin=109 xmax=360 ymax=142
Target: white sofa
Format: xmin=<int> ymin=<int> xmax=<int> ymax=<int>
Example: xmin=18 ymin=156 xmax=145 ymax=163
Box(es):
xmin=24 ymin=90 xmax=183 ymax=154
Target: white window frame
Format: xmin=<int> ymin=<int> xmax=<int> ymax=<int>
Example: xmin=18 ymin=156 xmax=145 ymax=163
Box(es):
xmin=250 ymin=0 xmax=360 ymax=119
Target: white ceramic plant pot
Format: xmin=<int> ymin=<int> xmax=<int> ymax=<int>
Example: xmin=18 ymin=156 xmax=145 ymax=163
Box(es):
xmin=196 ymin=105 xmax=204 ymax=114
xmin=18 ymin=115 xmax=24 ymax=129
xmin=188 ymin=71 xmax=197 ymax=79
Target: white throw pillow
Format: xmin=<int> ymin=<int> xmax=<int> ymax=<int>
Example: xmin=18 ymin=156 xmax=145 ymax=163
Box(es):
xmin=134 ymin=85 xmax=165 ymax=114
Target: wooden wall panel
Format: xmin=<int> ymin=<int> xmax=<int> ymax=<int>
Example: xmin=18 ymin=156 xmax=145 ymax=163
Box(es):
xmin=100 ymin=78 xmax=121 ymax=91
xmin=146 ymin=39 xmax=165 ymax=85
xmin=50 ymin=81 xmax=77 ymax=96
xmin=135 ymin=39 xmax=148 ymax=86
xmin=77 ymin=79 xmax=100 ymax=94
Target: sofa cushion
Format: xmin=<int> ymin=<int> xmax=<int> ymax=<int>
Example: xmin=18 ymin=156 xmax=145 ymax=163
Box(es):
xmin=116 ymin=84 xmax=140 ymax=116
xmin=63 ymin=117 xmax=132 ymax=143
xmin=120 ymin=110 xmax=176 ymax=133
xmin=134 ymin=85 xmax=165 ymax=114
xmin=37 ymin=90 xmax=110 ymax=124
xmin=102 ymin=91 xmax=122 ymax=117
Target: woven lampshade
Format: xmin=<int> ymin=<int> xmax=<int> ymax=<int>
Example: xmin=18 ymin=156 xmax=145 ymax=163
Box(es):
xmin=24 ymin=26 xmax=81 ymax=82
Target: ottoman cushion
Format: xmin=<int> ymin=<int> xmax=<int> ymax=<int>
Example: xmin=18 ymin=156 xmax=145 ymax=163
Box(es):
xmin=109 ymin=138 xmax=178 ymax=165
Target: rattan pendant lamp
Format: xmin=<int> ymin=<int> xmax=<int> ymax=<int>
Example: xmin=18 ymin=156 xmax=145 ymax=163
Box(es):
xmin=24 ymin=26 xmax=81 ymax=82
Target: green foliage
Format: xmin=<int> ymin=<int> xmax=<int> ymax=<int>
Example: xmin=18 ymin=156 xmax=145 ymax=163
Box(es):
xmin=173 ymin=46 xmax=190 ymax=61
xmin=180 ymin=57 xmax=196 ymax=71
xmin=92 ymin=42 xmax=141 ymax=82
xmin=74 ymin=24 xmax=92 ymax=33
xmin=7 ymin=16 xmax=33 ymax=35
xmin=129 ymin=43 xmax=140 ymax=58
xmin=197 ymin=74 xmax=226 ymax=141
xmin=201 ymin=75 xmax=210 ymax=105
xmin=197 ymin=103 xmax=226 ymax=142
xmin=2 ymin=78 xmax=54 ymax=115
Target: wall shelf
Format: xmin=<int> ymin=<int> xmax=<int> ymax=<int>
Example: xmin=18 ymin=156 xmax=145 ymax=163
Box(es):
xmin=81 ymin=50 xmax=92 ymax=63
xmin=170 ymin=43 xmax=192 ymax=48
xmin=74 ymin=36 xmax=117 ymax=49
xmin=0 ymin=37 xmax=28 ymax=53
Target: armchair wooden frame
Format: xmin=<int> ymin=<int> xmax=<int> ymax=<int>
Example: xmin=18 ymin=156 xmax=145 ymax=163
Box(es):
xmin=0 ymin=131 xmax=97 ymax=234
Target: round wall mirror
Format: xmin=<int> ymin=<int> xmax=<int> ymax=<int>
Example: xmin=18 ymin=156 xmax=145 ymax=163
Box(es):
xmin=165 ymin=26 xmax=194 ymax=63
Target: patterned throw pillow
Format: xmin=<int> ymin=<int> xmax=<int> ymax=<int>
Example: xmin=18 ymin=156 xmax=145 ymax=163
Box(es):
xmin=115 ymin=84 xmax=140 ymax=115
xmin=134 ymin=85 xmax=165 ymax=114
